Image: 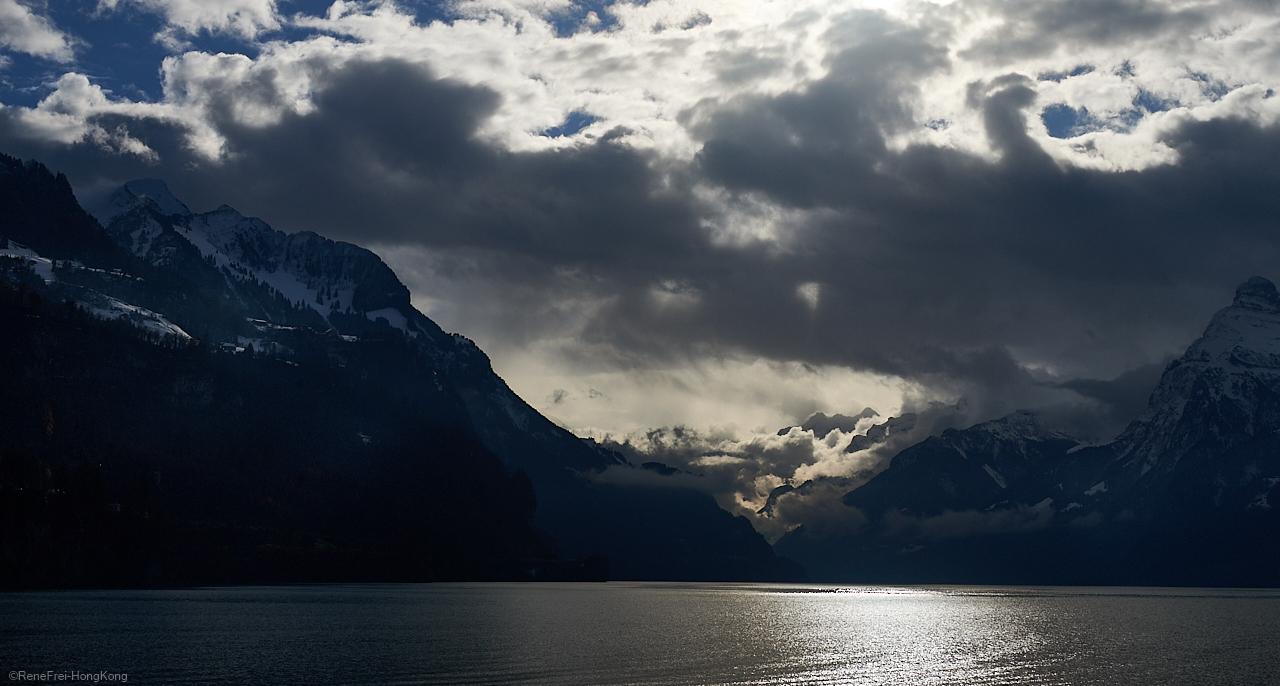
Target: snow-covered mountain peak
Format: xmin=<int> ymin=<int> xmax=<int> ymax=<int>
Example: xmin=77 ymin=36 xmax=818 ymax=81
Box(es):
xmin=124 ymin=179 xmax=191 ymax=217
xmin=99 ymin=180 xmax=424 ymax=335
xmin=1114 ymin=277 xmax=1280 ymax=477
xmin=189 ymin=205 xmax=275 ymax=260
xmin=1232 ymin=276 xmax=1280 ymax=312
xmin=93 ymin=179 xmax=191 ymax=225
xmin=1180 ymin=278 xmax=1280 ymax=368
xmin=941 ymin=411 xmax=1076 ymax=458
xmin=972 ymin=410 xmax=1063 ymax=440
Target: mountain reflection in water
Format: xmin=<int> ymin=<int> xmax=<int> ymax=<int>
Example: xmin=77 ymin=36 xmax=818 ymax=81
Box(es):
xmin=4 ymin=582 xmax=1278 ymax=685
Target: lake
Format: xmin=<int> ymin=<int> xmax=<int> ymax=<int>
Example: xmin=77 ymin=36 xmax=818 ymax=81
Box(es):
xmin=4 ymin=583 xmax=1279 ymax=685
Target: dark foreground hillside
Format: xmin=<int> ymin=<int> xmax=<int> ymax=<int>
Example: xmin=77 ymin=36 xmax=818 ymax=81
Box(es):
xmin=0 ymin=283 xmax=554 ymax=587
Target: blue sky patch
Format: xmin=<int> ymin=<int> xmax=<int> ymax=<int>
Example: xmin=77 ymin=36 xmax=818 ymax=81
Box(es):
xmin=1045 ymin=89 xmax=1180 ymax=139
xmin=540 ymin=110 xmax=599 ymax=138
xmin=1041 ymin=104 xmax=1092 ymax=139
xmin=1132 ymin=89 xmax=1174 ymax=113
xmin=0 ymin=0 xmax=456 ymax=108
xmin=1188 ymin=71 xmax=1230 ymax=101
xmin=544 ymin=1 xmax=631 ymax=37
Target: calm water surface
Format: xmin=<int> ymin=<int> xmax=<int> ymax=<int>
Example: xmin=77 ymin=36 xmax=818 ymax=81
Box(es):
xmin=3 ymin=583 xmax=1279 ymax=685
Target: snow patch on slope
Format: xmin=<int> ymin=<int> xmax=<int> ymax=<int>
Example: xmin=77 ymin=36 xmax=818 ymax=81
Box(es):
xmin=365 ymin=307 xmax=413 ymax=334
xmin=1 ymin=241 xmax=56 ymax=283
xmin=982 ymin=464 xmax=1007 ymax=489
xmin=82 ymin=293 xmax=192 ymax=340
xmin=175 ymin=209 xmax=358 ymax=324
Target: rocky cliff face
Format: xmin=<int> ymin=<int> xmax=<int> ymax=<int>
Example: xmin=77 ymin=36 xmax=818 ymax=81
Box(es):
xmin=94 ymin=180 xmax=416 ymax=332
xmin=1102 ymin=277 xmax=1280 ymax=503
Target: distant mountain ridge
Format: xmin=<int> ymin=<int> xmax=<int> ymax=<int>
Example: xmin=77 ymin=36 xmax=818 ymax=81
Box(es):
xmin=777 ymin=278 xmax=1280 ymax=586
xmin=839 ymin=411 xmax=1080 ymax=520
xmin=776 ymin=408 xmax=879 ymax=439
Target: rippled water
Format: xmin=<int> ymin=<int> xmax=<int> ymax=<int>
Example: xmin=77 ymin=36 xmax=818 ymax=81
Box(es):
xmin=4 ymin=583 xmax=1279 ymax=685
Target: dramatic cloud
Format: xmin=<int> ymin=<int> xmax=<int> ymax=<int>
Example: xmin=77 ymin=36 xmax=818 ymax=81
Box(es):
xmin=4 ymin=0 xmax=1280 ymax=517
xmin=592 ymin=400 xmax=959 ymax=540
xmin=0 ymin=0 xmax=78 ymax=61
xmin=96 ymin=0 xmax=281 ymax=45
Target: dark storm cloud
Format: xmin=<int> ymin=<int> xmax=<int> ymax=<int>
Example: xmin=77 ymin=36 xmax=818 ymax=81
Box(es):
xmin=0 ymin=112 xmax=176 ymax=207
xmin=0 ymin=56 xmax=728 ymax=355
xmin=691 ymin=11 xmax=948 ymax=208
xmin=578 ymin=7 xmax=1277 ymax=434
xmin=679 ymin=55 xmax=1280 ymax=396
xmin=2 ymin=58 xmax=709 ymax=269
xmin=202 ymin=61 xmax=709 ymax=272
xmin=958 ymin=0 xmax=1210 ymax=63
xmin=1055 ymin=361 xmax=1169 ymax=426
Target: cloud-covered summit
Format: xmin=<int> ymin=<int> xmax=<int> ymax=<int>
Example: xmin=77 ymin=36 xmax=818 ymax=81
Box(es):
xmin=2 ymin=0 xmax=1278 ymax=462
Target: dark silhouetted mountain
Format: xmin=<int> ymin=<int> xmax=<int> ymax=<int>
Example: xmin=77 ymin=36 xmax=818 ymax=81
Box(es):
xmin=777 ymin=279 xmax=1280 ymax=586
xmin=843 ymin=412 xmax=917 ymax=454
xmin=1 ymin=158 xmax=134 ymax=270
xmin=0 ymin=284 xmax=548 ymax=586
xmin=841 ymin=412 xmax=1079 ymax=519
xmin=1 ymin=152 xmax=803 ymax=585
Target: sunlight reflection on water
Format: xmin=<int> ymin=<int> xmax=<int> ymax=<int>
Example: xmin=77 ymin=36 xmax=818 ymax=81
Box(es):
xmin=3 ymin=583 xmax=1279 ymax=685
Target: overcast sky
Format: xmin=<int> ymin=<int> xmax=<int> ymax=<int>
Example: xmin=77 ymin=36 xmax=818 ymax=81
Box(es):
xmin=4 ymin=0 xmax=1280 ymax=516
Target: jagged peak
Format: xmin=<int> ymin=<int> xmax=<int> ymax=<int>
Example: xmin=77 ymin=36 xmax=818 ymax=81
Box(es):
xmin=959 ymin=410 xmax=1072 ymax=442
xmin=121 ymin=179 xmax=191 ymax=218
xmin=1232 ymin=276 xmax=1280 ymax=312
xmin=1178 ymin=277 xmax=1280 ymax=366
xmin=1114 ymin=276 xmax=1280 ymax=468
xmin=982 ymin=409 xmax=1041 ymax=429
xmin=782 ymin=407 xmax=880 ymax=438
xmin=91 ymin=178 xmax=191 ymax=225
xmin=844 ymin=412 xmax=919 ymax=453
